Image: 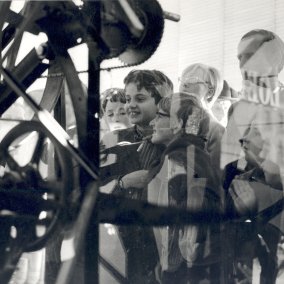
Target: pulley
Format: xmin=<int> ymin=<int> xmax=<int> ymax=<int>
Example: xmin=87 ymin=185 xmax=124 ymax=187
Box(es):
xmin=0 ymin=121 xmax=73 ymax=252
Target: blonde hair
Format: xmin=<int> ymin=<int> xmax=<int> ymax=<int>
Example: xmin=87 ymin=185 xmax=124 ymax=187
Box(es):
xmin=179 ymin=63 xmax=223 ymax=107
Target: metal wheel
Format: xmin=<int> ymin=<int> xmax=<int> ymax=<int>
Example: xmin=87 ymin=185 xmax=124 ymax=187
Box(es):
xmin=0 ymin=121 xmax=73 ymax=252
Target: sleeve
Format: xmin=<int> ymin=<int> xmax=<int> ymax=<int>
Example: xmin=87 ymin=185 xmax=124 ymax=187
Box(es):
xmin=138 ymin=139 xmax=165 ymax=170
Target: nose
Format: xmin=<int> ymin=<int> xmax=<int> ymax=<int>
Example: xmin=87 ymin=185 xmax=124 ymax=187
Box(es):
xmin=149 ymin=118 xmax=156 ymax=127
xmin=127 ymin=99 xmax=136 ymax=108
xmin=113 ymin=113 xmax=120 ymax=122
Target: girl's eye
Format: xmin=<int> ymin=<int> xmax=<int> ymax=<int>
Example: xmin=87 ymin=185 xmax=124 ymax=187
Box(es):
xmin=107 ymin=113 xmax=114 ymax=117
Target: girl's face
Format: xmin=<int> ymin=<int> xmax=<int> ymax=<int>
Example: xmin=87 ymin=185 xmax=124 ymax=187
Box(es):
xmin=125 ymin=83 xmax=158 ymax=127
xmin=150 ymin=108 xmax=173 ymax=146
xmin=104 ymin=101 xmax=131 ymax=131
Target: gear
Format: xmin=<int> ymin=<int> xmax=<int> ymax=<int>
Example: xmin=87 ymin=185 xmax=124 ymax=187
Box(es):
xmin=118 ymin=0 xmax=164 ymax=66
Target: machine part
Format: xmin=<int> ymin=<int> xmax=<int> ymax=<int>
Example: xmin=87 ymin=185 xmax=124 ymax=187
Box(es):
xmin=0 ymin=1 xmax=167 ymax=282
xmin=118 ymin=0 xmax=164 ymax=65
xmin=0 ymin=2 xmax=65 ymax=117
xmin=0 ymin=121 xmax=73 ymax=252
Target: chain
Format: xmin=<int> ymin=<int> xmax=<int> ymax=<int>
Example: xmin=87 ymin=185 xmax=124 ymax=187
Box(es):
xmin=40 ymin=62 xmax=133 ymax=78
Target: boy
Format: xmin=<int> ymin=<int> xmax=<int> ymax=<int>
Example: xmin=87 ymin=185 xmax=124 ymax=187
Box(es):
xmin=101 ymin=69 xmax=173 ymax=283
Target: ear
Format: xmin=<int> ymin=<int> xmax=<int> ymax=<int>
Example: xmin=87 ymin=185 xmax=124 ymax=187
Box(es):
xmin=206 ymin=87 xmax=216 ymax=107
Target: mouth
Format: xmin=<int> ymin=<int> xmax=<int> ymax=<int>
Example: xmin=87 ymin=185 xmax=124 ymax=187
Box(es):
xmin=128 ymin=110 xmax=140 ymax=116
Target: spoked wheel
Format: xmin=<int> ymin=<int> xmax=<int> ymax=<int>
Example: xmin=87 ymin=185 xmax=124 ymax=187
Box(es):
xmin=0 ymin=2 xmax=91 ymax=260
xmin=0 ymin=122 xmax=73 ymax=251
xmin=0 ymin=0 xmax=88 ymax=152
xmin=0 ymin=0 xmax=81 ymax=253
xmin=0 ymin=1 xmax=166 ymax=282
xmin=0 ymin=3 xmax=88 ymax=282
xmin=0 ymin=121 xmax=73 ymax=252
xmin=0 ymin=1 xmax=67 ymax=117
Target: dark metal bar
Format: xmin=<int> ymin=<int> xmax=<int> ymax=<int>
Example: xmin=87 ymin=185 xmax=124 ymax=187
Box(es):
xmin=84 ymin=0 xmax=102 ymax=282
xmin=99 ymin=255 xmax=128 ymax=284
xmin=0 ymin=67 xmax=99 ymax=180
xmin=0 ymin=48 xmax=48 ymax=115
xmin=97 ymin=193 xmax=284 ymax=227
xmin=55 ymin=182 xmax=99 ymax=284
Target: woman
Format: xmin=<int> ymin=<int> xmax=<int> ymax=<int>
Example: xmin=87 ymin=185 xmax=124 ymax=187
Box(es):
xmin=179 ymin=63 xmax=225 ymax=177
xmin=148 ymin=93 xmax=223 ymax=284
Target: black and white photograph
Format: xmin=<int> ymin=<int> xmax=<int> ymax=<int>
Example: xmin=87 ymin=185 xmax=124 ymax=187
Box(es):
xmin=0 ymin=0 xmax=284 ymax=283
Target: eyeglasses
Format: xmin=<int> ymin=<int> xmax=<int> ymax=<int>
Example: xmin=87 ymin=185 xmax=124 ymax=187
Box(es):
xmin=155 ymin=111 xmax=170 ymax=119
xmin=178 ymin=76 xmax=210 ymax=86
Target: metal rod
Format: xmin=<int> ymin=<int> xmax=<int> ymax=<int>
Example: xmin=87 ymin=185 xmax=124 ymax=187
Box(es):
xmin=0 ymin=67 xmax=99 ymax=180
xmin=55 ymin=182 xmax=99 ymax=284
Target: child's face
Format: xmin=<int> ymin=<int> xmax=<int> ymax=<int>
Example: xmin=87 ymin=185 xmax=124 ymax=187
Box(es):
xmin=104 ymin=101 xmax=131 ymax=131
xmin=125 ymin=82 xmax=158 ymax=127
xmin=150 ymin=108 xmax=173 ymax=146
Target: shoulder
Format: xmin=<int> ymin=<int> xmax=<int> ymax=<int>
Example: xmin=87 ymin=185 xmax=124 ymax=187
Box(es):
xmin=207 ymin=118 xmax=224 ymax=145
xmin=209 ymin=116 xmax=225 ymax=133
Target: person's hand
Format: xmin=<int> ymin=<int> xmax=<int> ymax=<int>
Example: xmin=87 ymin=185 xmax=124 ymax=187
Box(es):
xmin=244 ymin=148 xmax=262 ymax=167
xmin=121 ymin=170 xmax=150 ymax=189
xmin=261 ymin=159 xmax=283 ymax=190
xmin=229 ymin=179 xmax=258 ymax=216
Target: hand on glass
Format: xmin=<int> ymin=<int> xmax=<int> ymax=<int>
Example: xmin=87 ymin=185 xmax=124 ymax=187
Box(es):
xmin=229 ymin=179 xmax=258 ymax=216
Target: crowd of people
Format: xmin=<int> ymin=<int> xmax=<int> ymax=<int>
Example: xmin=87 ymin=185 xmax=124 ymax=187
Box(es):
xmin=100 ymin=28 xmax=284 ymax=284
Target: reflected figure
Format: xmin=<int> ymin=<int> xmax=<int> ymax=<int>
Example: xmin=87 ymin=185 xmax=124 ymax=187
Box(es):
xmin=222 ymin=28 xmax=284 ymax=284
xmin=222 ymin=29 xmax=284 ymax=168
xmin=223 ymin=120 xmax=283 ymax=284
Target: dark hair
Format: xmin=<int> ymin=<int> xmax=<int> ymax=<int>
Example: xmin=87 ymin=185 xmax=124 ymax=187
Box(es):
xmin=123 ymin=69 xmax=173 ymax=104
xmin=152 ymin=70 xmax=174 ymax=91
xmin=174 ymin=93 xmax=210 ymax=138
xmin=101 ymin=88 xmax=126 ymax=116
xmin=157 ymin=96 xmax=171 ymax=114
